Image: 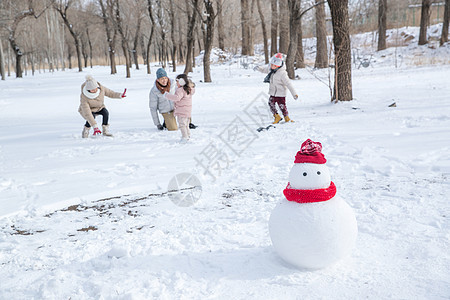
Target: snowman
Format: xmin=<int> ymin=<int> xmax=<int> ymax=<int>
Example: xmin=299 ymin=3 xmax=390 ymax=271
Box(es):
xmin=269 ymin=139 xmax=357 ymax=269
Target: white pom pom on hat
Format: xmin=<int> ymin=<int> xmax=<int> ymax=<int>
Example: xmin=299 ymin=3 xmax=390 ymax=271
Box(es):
xmin=177 ymin=77 xmax=187 ymax=86
xmin=85 ymin=75 xmax=99 ymax=90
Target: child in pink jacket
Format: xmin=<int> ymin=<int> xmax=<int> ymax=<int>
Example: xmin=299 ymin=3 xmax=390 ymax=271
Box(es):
xmin=164 ymin=74 xmax=195 ymax=141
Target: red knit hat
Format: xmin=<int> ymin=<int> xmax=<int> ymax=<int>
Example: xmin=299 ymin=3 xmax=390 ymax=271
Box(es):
xmin=294 ymin=139 xmax=327 ymax=164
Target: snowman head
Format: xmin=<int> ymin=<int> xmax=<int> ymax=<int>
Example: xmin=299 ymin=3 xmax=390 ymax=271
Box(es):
xmin=288 ymin=139 xmax=331 ymax=189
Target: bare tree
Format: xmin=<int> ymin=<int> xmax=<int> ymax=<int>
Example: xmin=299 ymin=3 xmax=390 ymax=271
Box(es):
xmin=7 ymin=0 xmax=42 ymax=77
xmin=0 ymin=41 xmax=5 ymax=80
xmin=327 ymin=0 xmax=353 ymax=101
xmin=54 ymin=0 xmax=83 ymax=72
xmin=278 ymin=0 xmax=289 ymax=53
xmin=295 ymin=20 xmax=304 ymax=69
xmin=197 ymin=0 xmax=218 ymax=82
xmin=418 ymin=0 xmax=432 ymax=45
xmin=168 ymin=0 xmax=177 ymax=72
xmin=248 ymin=0 xmax=256 ymax=55
xmin=177 ymin=10 xmax=184 ymax=63
xmin=98 ymin=0 xmax=117 ymax=74
xmin=183 ymin=0 xmax=199 ymax=74
xmin=241 ymin=0 xmax=252 ymax=55
xmin=155 ymin=0 xmax=168 ymax=68
xmin=256 ymin=0 xmax=269 ymax=63
xmin=217 ymin=0 xmax=225 ymax=50
xmin=146 ymin=0 xmax=156 ymax=74
xmin=81 ymin=34 xmax=88 ymax=68
xmin=287 ymin=1 xmax=325 ymax=78
xmin=110 ymin=0 xmax=131 ymax=78
xmin=131 ymin=8 xmax=143 ymax=70
xmin=377 ymin=0 xmax=387 ymax=51
xmin=44 ymin=10 xmax=55 ymax=72
xmin=440 ymin=0 xmax=449 ymax=46
xmin=86 ymin=28 xmax=93 ymax=68
xmin=286 ymin=0 xmax=301 ymax=79
xmin=270 ymin=0 xmax=278 ymax=55
xmin=314 ymin=0 xmax=328 ymax=68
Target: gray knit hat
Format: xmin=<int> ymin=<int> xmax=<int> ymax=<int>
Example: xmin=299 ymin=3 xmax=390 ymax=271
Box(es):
xmin=85 ymin=75 xmax=99 ymax=90
xmin=156 ymin=68 xmax=167 ymax=79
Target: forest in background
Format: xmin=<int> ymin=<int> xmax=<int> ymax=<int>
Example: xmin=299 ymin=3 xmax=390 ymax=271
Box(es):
xmin=0 ymin=0 xmax=449 ymax=101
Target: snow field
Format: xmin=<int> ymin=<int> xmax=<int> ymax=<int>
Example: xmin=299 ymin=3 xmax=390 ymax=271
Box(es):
xmin=0 ymin=44 xmax=450 ymax=299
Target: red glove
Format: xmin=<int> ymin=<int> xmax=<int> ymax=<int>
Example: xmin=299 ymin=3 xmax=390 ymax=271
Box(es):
xmin=93 ymin=127 xmax=102 ymax=135
xmin=121 ymin=88 xmax=127 ymax=98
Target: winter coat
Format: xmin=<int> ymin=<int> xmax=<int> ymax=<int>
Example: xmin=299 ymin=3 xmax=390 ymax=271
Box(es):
xmin=78 ymin=82 xmax=122 ymax=128
xmin=165 ymin=86 xmax=195 ymax=118
xmin=149 ymin=79 xmax=176 ymax=126
xmin=265 ymin=64 xmax=297 ymax=98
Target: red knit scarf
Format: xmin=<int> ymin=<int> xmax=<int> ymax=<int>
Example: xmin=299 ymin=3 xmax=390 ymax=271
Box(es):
xmin=283 ymin=181 xmax=336 ymax=203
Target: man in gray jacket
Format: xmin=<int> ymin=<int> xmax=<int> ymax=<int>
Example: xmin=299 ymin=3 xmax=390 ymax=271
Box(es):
xmin=149 ymin=68 xmax=178 ymax=131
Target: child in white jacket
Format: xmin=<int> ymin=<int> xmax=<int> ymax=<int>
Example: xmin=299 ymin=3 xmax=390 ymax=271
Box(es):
xmin=263 ymin=53 xmax=298 ymax=124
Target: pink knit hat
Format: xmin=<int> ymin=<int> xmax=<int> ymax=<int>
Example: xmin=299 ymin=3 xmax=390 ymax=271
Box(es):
xmin=270 ymin=53 xmax=284 ymax=67
xmin=294 ymin=139 xmax=327 ymax=164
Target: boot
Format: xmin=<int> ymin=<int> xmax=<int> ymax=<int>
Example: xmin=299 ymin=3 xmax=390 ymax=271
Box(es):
xmin=284 ymin=116 xmax=294 ymax=123
xmin=102 ymin=125 xmax=113 ymax=137
xmin=272 ymin=114 xmax=282 ymax=124
xmin=82 ymin=126 xmax=90 ymax=138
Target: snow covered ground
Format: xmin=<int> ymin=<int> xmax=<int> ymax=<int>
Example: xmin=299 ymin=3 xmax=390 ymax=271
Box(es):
xmin=1 ymin=29 xmax=450 ymax=298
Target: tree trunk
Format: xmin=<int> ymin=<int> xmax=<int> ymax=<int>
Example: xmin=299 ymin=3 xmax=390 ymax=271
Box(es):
xmin=45 ymin=10 xmax=54 ymax=72
xmin=440 ymin=0 xmax=450 ymax=46
xmin=271 ymin=0 xmax=278 ymax=55
xmin=24 ymin=55 xmax=28 ymax=76
xmin=121 ymin=40 xmax=131 ymax=78
xmin=314 ymin=0 xmax=328 ymax=68
xmin=68 ymin=45 xmax=73 ymax=69
xmin=8 ymin=8 xmax=36 ymax=78
xmin=140 ymin=35 xmax=147 ymax=65
xmin=286 ymin=0 xmax=300 ymax=79
xmin=377 ymin=0 xmax=387 ymax=51
xmin=112 ymin=0 xmax=131 ymax=78
xmin=192 ymin=38 xmax=196 ymax=68
xmin=0 ymin=41 xmax=5 ymax=80
xmin=256 ymin=0 xmax=269 ymax=64
xmin=156 ymin=1 xmax=167 ymax=69
xmin=217 ymin=0 xmax=225 ymax=50
xmin=184 ymin=0 xmax=199 ymax=74
xmin=55 ymin=6 xmax=83 ymax=72
xmin=9 ymin=38 xmax=23 ymax=78
xmin=132 ymin=17 xmax=142 ymax=70
xmin=295 ymin=22 xmax=304 ymax=69
xmin=241 ymin=0 xmax=252 ymax=55
xmin=110 ymin=31 xmax=117 ymax=74
xmin=146 ymin=0 xmax=156 ymax=74
xmin=7 ymin=44 xmax=11 ymax=76
xmin=279 ymin=0 xmax=289 ymax=53
xmin=418 ymin=0 xmax=432 ymax=45
xmin=248 ymin=0 xmax=256 ymax=55
xmin=74 ymin=39 xmax=83 ymax=72
xmin=99 ymin=0 xmax=117 ymax=74
xmin=202 ymin=0 xmax=215 ymax=82
xmin=327 ymin=0 xmax=353 ymax=101
xmin=30 ymin=53 xmax=35 ymax=76
xmin=86 ymin=29 xmax=93 ymax=68
xmin=169 ymin=0 xmax=177 ymax=72
xmin=81 ymin=37 xmax=88 ymax=68
xmin=177 ymin=14 xmax=185 ymax=63
xmin=55 ymin=9 xmax=65 ymax=71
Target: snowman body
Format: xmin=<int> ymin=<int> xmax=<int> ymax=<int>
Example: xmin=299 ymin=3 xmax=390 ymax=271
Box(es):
xmin=269 ymin=140 xmax=357 ymax=269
